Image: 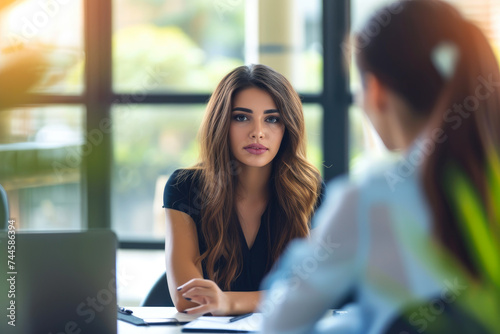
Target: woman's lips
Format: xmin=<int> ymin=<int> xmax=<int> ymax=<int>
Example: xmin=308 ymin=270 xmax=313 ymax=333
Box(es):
xmin=244 ymin=144 xmax=268 ymax=155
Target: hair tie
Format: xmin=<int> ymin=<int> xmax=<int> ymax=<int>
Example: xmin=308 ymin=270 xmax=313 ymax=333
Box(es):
xmin=431 ymin=41 xmax=459 ymax=80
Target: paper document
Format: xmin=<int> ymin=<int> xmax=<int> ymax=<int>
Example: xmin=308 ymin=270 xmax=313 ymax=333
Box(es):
xmin=182 ymin=313 xmax=263 ymax=333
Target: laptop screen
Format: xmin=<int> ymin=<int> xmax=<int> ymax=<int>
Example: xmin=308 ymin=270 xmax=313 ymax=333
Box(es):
xmin=0 ymin=230 xmax=117 ymax=334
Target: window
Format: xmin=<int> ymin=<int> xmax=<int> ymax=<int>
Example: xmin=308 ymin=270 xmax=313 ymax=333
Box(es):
xmin=0 ymin=0 xmax=84 ymax=94
xmin=1 ymin=0 xmax=347 ymax=240
xmin=0 ymin=0 xmax=84 ymax=230
xmin=110 ymin=0 xmax=327 ymax=241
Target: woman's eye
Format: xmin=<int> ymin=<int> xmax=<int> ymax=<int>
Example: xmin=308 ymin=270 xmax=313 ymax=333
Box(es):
xmin=234 ymin=114 xmax=248 ymax=122
xmin=266 ymin=116 xmax=280 ymax=123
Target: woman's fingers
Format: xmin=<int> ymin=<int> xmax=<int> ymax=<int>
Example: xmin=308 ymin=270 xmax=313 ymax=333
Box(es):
xmin=183 ymin=294 xmax=213 ymax=307
xmin=179 ymin=279 xmax=218 ymax=304
xmin=184 ymin=303 xmax=213 ymax=315
xmin=182 ymin=286 xmax=215 ymax=300
xmin=176 ymin=278 xmax=230 ymax=315
xmin=179 ymin=281 xmax=218 ymax=309
xmin=177 ymin=278 xmax=214 ymax=292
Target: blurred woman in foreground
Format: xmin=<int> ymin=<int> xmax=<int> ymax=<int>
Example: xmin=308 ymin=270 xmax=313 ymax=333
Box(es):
xmin=260 ymin=0 xmax=500 ymax=333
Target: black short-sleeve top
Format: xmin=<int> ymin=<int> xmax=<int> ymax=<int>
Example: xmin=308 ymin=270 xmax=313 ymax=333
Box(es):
xmin=163 ymin=168 xmax=325 ymax=292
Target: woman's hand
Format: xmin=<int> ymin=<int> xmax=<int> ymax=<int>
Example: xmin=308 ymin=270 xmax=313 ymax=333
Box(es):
xmin=177 ymin=278 xmax=232 ymax=315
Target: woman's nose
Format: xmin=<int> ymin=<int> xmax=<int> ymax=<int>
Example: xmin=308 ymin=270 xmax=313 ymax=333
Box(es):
xmin=250 ymin=121 xmax=264 ymax=139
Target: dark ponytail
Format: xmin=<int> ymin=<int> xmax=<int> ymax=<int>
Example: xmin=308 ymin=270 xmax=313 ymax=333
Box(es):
xmin=355 ymin=0 xmax=500 ymax=277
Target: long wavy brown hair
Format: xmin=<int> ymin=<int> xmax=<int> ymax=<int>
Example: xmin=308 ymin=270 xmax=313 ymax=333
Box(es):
xmin=355 ymin=0 xmax=500 ymax=277
xmin=180 ymin=64 xmax=322 ymax=290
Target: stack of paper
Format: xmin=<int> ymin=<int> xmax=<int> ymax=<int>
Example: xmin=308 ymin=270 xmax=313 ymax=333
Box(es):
xmin=182 ymin=313 xmax=263 ymax=333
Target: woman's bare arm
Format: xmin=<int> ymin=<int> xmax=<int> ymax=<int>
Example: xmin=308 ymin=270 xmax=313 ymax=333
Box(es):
xmin=165 ymin=208 xmax=262 ymax=315
xmin=164 ymin=208 xmax=204 ymax=312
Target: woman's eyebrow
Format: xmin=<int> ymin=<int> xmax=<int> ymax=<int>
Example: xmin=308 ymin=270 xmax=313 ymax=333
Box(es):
xmin=232 ymin=107 xmax=253 ymax=113
xmin=232 ymin=107 xmax=280 ymax=114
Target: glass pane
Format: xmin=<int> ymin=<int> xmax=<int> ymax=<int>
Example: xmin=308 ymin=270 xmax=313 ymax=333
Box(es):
xmin=348 ymin=0 xmax=392 ymax=176
xmin=111 ymin=105 xmax=205 ymax=240
xmin=0 ymin=106 xmax=85 ymax=230
xmin=0 ymin=0 xmax=84 ymax=94
xmin=112 ymin=104 xmax=322 ymax=241
xmin=303 ymin=104 xmax=323 ymax=172
xmin=113 ymin=0 xmax=245 ymax=94
xmin=116 ymin=249 xmax=165 ymax=306
xmin=112 ymin=0 xmax=322 ymax=94
xmin=256 ymin=0 xmax=322 ymax=93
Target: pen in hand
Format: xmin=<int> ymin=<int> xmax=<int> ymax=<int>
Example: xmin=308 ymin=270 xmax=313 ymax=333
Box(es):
xmin=229 ymin=313 xmax=252 ymax=323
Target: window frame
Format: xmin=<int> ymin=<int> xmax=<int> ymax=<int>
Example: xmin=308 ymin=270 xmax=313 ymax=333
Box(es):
xmin=16 ymin=0 xmax=351 ymax=249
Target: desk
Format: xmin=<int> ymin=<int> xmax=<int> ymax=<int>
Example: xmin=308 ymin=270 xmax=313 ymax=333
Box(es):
xmin=118 ymin=307 xmax=199 ymax=333
xmin=118 ymin=307 xmax=334 ymax=333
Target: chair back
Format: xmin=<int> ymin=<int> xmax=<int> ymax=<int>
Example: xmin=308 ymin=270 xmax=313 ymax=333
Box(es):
xmin=141 ymin=273 xmax=174 ymax=307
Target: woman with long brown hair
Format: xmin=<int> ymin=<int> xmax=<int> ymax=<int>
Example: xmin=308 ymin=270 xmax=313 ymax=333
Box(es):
xmin=261 ymin=0 xmax=500 ymax=333
xmin=163 ymin=64 xmax=324 ymax=315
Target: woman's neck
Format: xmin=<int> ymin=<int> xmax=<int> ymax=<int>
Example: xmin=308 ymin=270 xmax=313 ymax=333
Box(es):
xmin=388 ymin=93 xmax=429 ymax=151
xmin=236 ymin=163 xmax=272 ymax=200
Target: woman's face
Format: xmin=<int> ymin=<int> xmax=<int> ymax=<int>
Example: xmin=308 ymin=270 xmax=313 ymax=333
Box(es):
xmin=229 ymin=87 xmax=285 ymax=169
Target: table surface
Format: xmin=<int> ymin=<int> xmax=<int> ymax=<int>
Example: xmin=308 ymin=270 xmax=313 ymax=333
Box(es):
xmin=118 ymin=307 xmax=335 ymax=333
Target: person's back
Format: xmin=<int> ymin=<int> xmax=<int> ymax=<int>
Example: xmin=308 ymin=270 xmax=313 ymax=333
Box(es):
xmin=260 ymin=1 xmax=500 ymax=333
xmin=350 ymin=160 xmax=436 ymax=333
xmin=260 ymin=159 xmax=448 ymax=333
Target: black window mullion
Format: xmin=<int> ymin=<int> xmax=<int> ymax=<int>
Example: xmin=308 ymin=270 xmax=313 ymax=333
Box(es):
xmin=322 ymin=0 xmax=351 ymax=182
xmin=83 ymin=0 xmax=113 ymax=229
xmin=110 ymin=93 xmax=323 ymax=105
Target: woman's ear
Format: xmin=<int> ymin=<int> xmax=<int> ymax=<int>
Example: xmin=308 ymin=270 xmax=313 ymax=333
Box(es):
xmin=362 ymin=73 xmax=388 ymax=116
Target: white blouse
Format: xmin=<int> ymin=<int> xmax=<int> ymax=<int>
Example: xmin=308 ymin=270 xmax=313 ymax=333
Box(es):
xmin=260 ymin=146 xmax=465 ymax=333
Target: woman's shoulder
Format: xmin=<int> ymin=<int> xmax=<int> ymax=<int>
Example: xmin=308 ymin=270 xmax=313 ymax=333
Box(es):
xmin=319 ymin=156 xmax=423 ymax=220
xmin=319 ymin=167 xmax=393 ymax=215
xmin=163 ymin=168 xmax=203 ymax=215
xmin=166 ymin=168 xmax=199 ymax=188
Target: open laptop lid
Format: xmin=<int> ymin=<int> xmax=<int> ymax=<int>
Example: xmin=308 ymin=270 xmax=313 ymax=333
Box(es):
xmin=0 ymin=230 xmax=117 ymax=334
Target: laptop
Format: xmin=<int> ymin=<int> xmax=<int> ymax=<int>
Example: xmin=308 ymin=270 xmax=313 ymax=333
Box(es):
xmin=0 ymin=230 xmax=117 ymax=334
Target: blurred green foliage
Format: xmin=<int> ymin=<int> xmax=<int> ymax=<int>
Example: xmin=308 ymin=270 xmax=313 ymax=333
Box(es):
xmin=113 ymin=25 xmax=244 ymax=93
